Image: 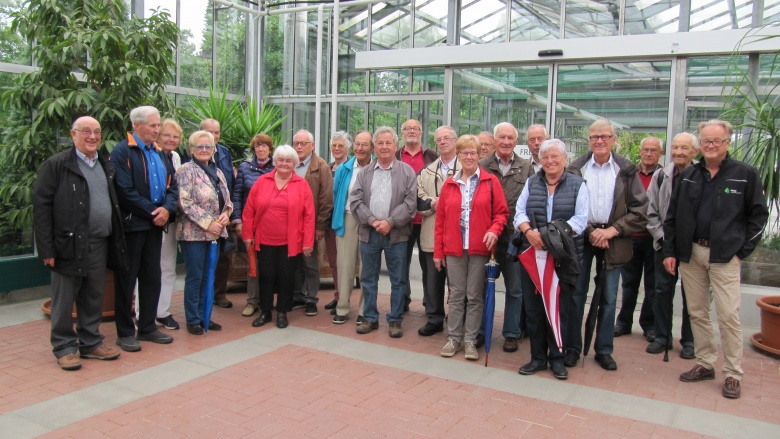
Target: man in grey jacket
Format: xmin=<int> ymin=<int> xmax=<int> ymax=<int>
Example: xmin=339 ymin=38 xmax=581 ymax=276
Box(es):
xmin=350 ymin=126 xmax=417 ymax=339
xmin=645 ymin=132 xmax=698 ymax=359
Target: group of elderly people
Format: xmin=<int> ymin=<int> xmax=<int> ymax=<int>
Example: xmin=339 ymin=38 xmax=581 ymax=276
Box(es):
xmin=36 ymin=106 xmax=767 ymax=401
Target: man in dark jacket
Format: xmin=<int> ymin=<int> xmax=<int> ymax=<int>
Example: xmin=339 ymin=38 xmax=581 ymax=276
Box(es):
xmin=111 ymin=106 xmax=178 ymax=352
xmin=33 ymin=116 xmax=128 ymax=370
xmin=663 ymin=119 xmax=768 ymax=400
xmin=566 ymin=119 xmax=648 ymax=371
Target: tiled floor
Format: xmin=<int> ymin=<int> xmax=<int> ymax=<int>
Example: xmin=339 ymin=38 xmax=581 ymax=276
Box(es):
xmin=1 ymin=281 xmax=779 ymax=438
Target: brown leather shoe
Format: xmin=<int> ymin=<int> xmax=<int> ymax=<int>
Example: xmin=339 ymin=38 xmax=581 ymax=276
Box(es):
xmin=57 ymin=353 xmax=82 ymax=371
xmin=503 ymin=337 xmax=518 ymax=352
xmin=679 ymin=364 xmax=715 ymax=382
xmin=722 ymin=377 xmax=741 ymax=399
xmin=80 ymin=344 xmax=120 ymax=361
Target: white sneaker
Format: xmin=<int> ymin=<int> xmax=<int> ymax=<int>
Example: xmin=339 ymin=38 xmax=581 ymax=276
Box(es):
xmin=441 ymin=339 xmax=462 ymax=357
xmin=464 ymin=342 xmax=479 ymax=361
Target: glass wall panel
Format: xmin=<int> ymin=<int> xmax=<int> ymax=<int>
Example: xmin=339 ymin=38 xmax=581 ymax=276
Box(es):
xmin=510 ymin=0 xmax=560 ymax=41
xmin=414 ymin=0 xmax=448 ymax=47
xmin=179 ymin=0 xmax=213 ymax=89
xmin=766 ymin=0 xmax=780 ymax=23
xmin=556 ymin=61 xmax=671 ymax=156
xmin=263 ymin=14 xmax=285 ymax=95
xmin=460 ymin=0 xmax=507 ymax=44
xmin=452 ymin=66 xmax=550 ymax=144
xmin=338 ymin=102 xmax=367 ymax=135
xmin=564 ymin=0 xmax=619 ymax=38
xmin=0 ymin=1 xmax=31 ymax=65
xmin=371 ymin=0 xmax=412 ymax=50
xmin=684 ymin=55 xmax=748 ymax=132
xmin=624 ymin=0 xmax=681 ymax=35
xmin=215 ymin=5 xmax=246 ymax=95
xmin=339 ymin=6 xmax=370 ymax=93
xmin=370 ymin=69 xmax=410 ymax=93
xmin=689 ymin=0 xmax=753 ymax=31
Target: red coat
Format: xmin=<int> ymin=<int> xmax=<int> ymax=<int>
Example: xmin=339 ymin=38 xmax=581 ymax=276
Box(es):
xmin=434 ymin=168 xmax=509 ymax=259
xmin=242 ymin=170 xmax=315 ymax=257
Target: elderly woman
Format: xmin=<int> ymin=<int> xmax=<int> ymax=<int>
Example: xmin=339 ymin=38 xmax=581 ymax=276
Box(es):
xmin=322 ymin=131 xmax=352 ymax=311
xmin=177 ymin=130 xmax=233 ymax=335
xmin=243 ymin=144 xmax=315 ymax=329
xmin=514 ymin=139 xmax=588 ymax=380
xmin=331 ymin=131 xmax=373 ymax=324
xmin=232 ymin=133 xmax=275 ymax=317
xmin=434 ymin=135 xmax=508 ymax=361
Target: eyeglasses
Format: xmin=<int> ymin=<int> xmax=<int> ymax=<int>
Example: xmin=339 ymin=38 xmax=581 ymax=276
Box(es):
xmin=459 ymin=151 xmax=479 ymax=157
xmin=700 ymin=138 xmax=729 ymax=147
xmin=402 ymin=126 xmax=421 ymax=132
xmin=195 ymin=144 xmax=214 ymax=150
xmin=74 ymin=129 xmax=102 ymax=137
xmin=588 ymin=135 xmax=613 ymax=142
xmin=435 ymin=137 xmax=454 ymax=143
xmin=293 ymin=141 xmax=311 ymax=147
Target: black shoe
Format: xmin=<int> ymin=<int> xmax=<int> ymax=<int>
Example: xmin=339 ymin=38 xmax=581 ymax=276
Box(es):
xmin=551 ymin=362 xmax=568 ymax=380
xmin=137 ymin=330 xmax=173 ymax=344
xmin=330 ymin=308 xmax=337 ymax=315
xmin=646 ymin=340 xmax=671 ymax=354
xmin=187 ymin=324 xmax=204 ymax=335
xmin=475 ymin=333 xmax=485 ymax=349
xmin=214 ymin=294 xmax=233 ymax=309
xmin=305 ymin=303 xmax=318 ymax=316
xmin=291 ymin=300 xmax=306 ymax=310
xmin=680 ymin=344 xmax=695 ymax=360
xmin=207 ymin=321 xmax=222 ymax=331
xmin=518 ymin=360 xmax=547 ymax=375
xmin=324 ymin=299 xmax=338 ymax=310
xmin=418 ymin=323 xmax=444 ymax=336
xmin=332 ymin=314 xmax=348 ymax=324
xmin=404 ymin=299 xmax=411 ymax=313
xmin=116 ymin=336 xmax=142 ymax=352
xmin=252 ymin=312 xmax=273 ymax=327
xmin=595 ymin=354 xmax=618 ymax=371
xmin=564 ymin=351 xmax=579 ymax=367
xmin=156 ymin=315 xmax=180 ymax=330
xmin=643 ymin=329 xmax=656 ymax=342
xmin=277 ymin=313 xmax=289 ymax=328
xmin=614 ymin=325 xmax=630 ymax=337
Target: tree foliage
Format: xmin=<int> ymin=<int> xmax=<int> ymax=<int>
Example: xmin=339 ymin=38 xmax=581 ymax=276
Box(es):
xmin=0 ymin=0 xmax=179 ymax=229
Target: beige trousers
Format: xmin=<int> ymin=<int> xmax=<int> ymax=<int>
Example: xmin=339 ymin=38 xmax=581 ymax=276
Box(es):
xmin=335 ymin=212 xmax=364 ymax=317
xmin=679 ymin=243 xmax=743 ymax=379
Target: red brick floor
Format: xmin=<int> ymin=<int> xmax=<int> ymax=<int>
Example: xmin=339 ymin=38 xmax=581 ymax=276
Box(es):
xmin=2 ymin=285 xmax=779 ymax=437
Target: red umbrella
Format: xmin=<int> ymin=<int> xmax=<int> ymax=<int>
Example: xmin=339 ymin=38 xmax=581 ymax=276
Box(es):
xmin=519 ymin=246 xmax=563 ymax=353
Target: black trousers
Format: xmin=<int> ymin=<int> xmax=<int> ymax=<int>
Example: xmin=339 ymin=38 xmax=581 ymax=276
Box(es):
xmin=257 ymin=244 xmax=301 ymax=314
xmin=521 ymin=265 xmax=571 ymax=365
xmin=114 ymin=228 xmax=163 ymax=338
xmin=421 ymin=251 xmax=447 ymax=327
xmin=403 ymin=223 xmax=424 ymax=305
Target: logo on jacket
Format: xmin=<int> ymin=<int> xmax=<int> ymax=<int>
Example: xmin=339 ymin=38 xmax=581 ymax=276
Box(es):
xmin=724 ymin=187 xmax=742 ymax=195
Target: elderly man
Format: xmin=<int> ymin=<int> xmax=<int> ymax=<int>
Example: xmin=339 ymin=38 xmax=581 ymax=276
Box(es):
xmin=351 ymin=126 xmax=417 ymax=338
xmin=292 ymin=129 xmax=334 ymax=317
xmin=664 ymin=120 xmax=767 ymax=399
xmin=566 ymin=119 xmax=648 ymax=371
xmin=478 ymin=131 xmax=495 ymax=159
xmin=33 ymin=116 xmax=127 ymax=370
xmin=614 ymin=136 xmax=663 ymax=341
xmin=646 ymin=133 xmax=698 ymax=359
xmin=200 ymin=118 xmax=235 ymax=309
xmin=111 ymin=106 xmax=178 ymax=352
xmin=478 ymin=122 xmax=533 ymax=353
xmin=397 ymin=118 xmax=439 ymax=312
xmin=525 ymin=124 xmax=548 ymax=174
xmin=416 ymin=126 xmax=460 ymax=336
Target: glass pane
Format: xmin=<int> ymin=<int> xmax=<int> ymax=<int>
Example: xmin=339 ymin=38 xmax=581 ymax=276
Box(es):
xmin=179 ymin=0 xmax=213 ymax=90
xmin=564 ymin=0 xmax=619 ymax=38
xmin=624 ymin=0 xmax=681 ymax=35
xmin=368 ymin=101 xmax=408 ymax=132
xmin=685 ymin=56 xmax=748 ymax=132
xmin=370 ymin=69 xmax=410 ymax=94
xmin=460 ymin=0 xmax=507 ymax=44
xmin=414 ymin=0 xmax=448 ymax=47
xmin=215 ymin=4 xmax=246 ymax=95
xmin=412 ymin=67 xmax=445 ymax=93
xmin=371 ymin=0 xmax=412 ymax=50
xmin=142 ymin=0 xmax=176 ymax=17
xmin=0 ymin=1 xmax=31 ymax=65
xmin=338 ymin=102 xmax=367 ymax=136
xmin=339 ymin=6 xmax=370 ymax=94
xmin=690 ymin=0 xmax=754 ymax=31
xmin=510 ymin=0 xmax=561 ymax=41
xmin=765 ymin=0 xmax=780 ymax=23
xmin=556 ymin=61 xmax=671 ymax=156
xmin=263 ymin=14 xmax=284 ymax=95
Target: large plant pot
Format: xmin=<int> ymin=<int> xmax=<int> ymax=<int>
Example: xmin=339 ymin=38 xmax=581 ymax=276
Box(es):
xmin=751 ymin=295 xmax=780 ymax=355
xmin=40 ymin=270 xmax=117 ymax=321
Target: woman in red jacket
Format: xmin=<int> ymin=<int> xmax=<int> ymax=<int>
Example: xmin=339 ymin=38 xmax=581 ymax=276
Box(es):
xmin=434 ymin=135 xmax=509 ymax=361
xmin=243 ymin=144 xmax=315 ymax=329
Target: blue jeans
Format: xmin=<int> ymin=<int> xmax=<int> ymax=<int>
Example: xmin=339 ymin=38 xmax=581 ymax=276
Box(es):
xmin=180 ymin=241 xmax=213 ymax=326
xmin=567 ymin=242 xmax=621 ymax=355
xmin=616 ymin=235 xmax=656 ymax=333
xmin=360 ymin=230 xmax=407 ymax=324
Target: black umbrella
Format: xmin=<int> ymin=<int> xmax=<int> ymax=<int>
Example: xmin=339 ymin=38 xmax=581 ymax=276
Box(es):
xmin=582 ymin=248 xmax=606 ymax=367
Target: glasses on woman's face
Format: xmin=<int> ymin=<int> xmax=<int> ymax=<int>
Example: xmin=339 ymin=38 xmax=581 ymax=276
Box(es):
xmin=459 ymin=150 xmax=479 ymax=157
xmin=195 ymin=144 xmax=214 ymax=150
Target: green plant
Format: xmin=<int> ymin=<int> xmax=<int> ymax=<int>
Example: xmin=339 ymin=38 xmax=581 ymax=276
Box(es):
xmin=0 ymin=0 xmax=178 ymax=229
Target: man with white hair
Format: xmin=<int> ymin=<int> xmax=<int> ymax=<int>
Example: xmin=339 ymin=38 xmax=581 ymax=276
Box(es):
xmin=111 ymin=106 xmax=178 ymax=352
xmin=525 ymin=124 xmax=548 ymax=174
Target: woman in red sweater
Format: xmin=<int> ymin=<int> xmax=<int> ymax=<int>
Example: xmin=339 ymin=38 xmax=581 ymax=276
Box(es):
xmin=434 ymin=135 xmax=509 ymax=361
xmin=242 ymin=144 xmax=315 ymax=329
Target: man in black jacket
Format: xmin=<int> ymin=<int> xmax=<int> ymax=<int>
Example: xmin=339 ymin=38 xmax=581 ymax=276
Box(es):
xmin=663 ymin=119 xmax=768 ymax=400
xmin=33 ymin=116 xmax=128 ymax=370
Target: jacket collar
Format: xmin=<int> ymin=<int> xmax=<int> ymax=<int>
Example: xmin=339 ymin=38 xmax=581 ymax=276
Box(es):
xmin=127 ymin=132 xmax=161 ymax=151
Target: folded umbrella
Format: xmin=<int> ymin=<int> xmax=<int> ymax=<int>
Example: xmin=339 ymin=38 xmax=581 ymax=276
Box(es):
xmin=483 ymin=255 xmax=500 ymax=367
xmin=202 ymin=240 xmax=219 ymax=332
xmin=519 ymin=246 xmax=563 ymax=353
xmin=582 ymin=249 xmax=606 ymax=366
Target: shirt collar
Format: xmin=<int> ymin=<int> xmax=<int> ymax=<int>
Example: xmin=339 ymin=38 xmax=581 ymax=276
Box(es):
xmin=75 ymin=148 xmax=98 ymax=165
xmin=374 ymin=159 xmax=394 ymax=170
xmin=495 ymin=152 xmax=513 ymax=165
xmin=453 ymin=167 xmax=480 ymax=184
xmin=298 ymin=153 xmax=312 ymax=168
xmin=132 ymin=132 xmax=150 ymax=150
xmin=586 ymin=152 xmax=615 ymax=169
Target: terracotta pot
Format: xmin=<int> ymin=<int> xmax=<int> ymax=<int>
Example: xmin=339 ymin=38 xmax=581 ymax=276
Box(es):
xmin=41 ymin=270 xmax=117 ymax=321
xmin=756 ymin=295 xmax=780 ymax=351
